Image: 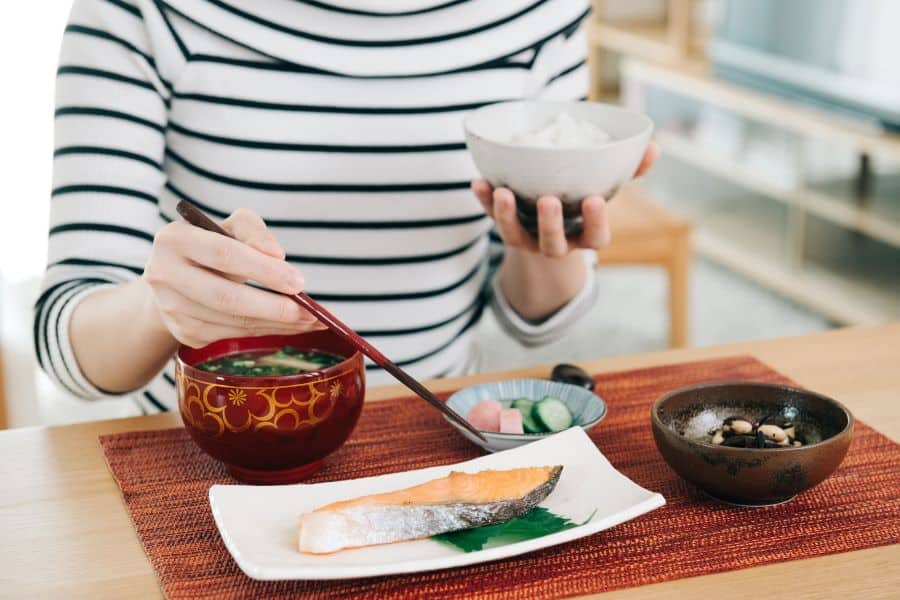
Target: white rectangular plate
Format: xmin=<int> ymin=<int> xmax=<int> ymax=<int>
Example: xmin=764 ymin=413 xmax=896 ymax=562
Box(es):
xmin=209 ymin=427 xmax=665 ymax=581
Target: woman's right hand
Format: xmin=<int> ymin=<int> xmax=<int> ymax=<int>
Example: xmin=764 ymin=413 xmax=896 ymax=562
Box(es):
xmin=142 ymin=208 xmax=322 ymax=348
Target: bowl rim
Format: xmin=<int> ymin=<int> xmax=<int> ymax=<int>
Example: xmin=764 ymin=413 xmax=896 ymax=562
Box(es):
xmin=444 ymin=378 xmax=607 ymax=440
xmin=463 ymin=99 xmax=654 ymax=151
xmin=176 ymin=338 xmax=363 ymax=386
xmin=651 ymin=380 xmax=854 ymax=453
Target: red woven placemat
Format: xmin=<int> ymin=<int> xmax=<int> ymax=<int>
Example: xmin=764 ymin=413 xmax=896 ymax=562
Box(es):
xmin=100 ymin=356 xmax=900 ymax=599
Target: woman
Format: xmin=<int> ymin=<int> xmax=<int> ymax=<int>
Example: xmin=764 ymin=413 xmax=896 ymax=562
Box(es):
xmin=36 ymin=0 xmax=656 ymax=413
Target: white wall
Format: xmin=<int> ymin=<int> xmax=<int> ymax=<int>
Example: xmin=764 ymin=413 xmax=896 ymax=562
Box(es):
xmin=0 ymin=2 xmax=140 ymax=426
xmin=0 ymin=2 xmax=69 ymax=426
xmin=0 ymin=3 xmax=70 ymax=281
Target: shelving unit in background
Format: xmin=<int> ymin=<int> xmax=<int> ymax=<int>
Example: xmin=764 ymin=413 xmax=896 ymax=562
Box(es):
xmin=587 ymin=0 xmax=707 ymax=99
xmin=645 ymin=157 xmax=900 ymax=325
xmin=588 ymin=0 xmax=900 ymax=325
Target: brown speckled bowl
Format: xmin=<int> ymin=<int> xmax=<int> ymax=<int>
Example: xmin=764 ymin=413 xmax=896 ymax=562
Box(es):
xmin=651 ymin=382 xmax=853 ymax=506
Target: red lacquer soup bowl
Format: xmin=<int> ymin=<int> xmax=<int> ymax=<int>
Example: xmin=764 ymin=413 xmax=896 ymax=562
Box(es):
xmin=175 ymin=330 xmax=365 ymax=484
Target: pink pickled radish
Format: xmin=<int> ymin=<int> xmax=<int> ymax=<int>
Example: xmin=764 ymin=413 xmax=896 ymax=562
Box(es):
xmin=467 ymin=399 xmax=501 ymax=432
xmin=499 ymin=408 xmax=524 ymax=434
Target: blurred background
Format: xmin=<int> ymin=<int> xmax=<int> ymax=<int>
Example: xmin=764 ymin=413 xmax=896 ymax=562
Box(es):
xmin=1 ymin=0 xmax=898 ymax=428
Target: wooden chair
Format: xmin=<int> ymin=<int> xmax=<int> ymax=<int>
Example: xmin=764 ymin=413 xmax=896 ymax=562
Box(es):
xmin=598 ymin=184 xmax=692 ymax=347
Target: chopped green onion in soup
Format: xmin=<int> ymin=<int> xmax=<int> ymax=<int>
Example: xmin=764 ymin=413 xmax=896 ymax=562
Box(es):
xmin=195 ymin=347 xmax=344 ymax=376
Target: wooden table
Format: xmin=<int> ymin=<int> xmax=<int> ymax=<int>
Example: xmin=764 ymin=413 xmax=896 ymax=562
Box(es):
xmin=2 ymin=324 xmax=899 ymax=599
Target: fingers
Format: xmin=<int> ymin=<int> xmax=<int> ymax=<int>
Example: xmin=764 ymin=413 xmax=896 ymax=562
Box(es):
xmin=153 ymin=285 xmax=315 ymax=333
xmin=222 ymin=208 xmax=285 ymax=259
xmin=634 ymin=141 xmax=660 ymax=178
xmin=492 ymin=187 xmax=537 ymax=250
xmin=471 ymin=180 xmax=495 ymax=217
xmin=165 ymin=260 xmax=316 ymax=325
xmin=166 ymin=315 xmax=322 ymax=349
xmin=536 ymin=196 xmax=568 ymax=258
xmin=158 ymin=222 xmax=304 ymax=295
xmin=160 ymin=313 xmax=243 ymax=349
xmin=146 ymin=210 xmax=322 ymax=348
xmin=578 ymin=195 xmax=611 ymax=249
xmin=477 ymin=183 xmax=605 ymax=256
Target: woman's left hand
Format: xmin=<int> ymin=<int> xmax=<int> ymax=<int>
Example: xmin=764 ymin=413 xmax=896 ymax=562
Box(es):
xmin=472 ymin=142 xmax=660 ymax=257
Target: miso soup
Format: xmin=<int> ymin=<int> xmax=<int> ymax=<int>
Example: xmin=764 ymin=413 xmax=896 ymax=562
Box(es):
xmin=196 ymin=347 xmax=344 ymax=376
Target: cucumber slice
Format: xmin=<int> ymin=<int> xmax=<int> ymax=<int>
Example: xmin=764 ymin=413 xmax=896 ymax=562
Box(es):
xmin=511 ymin=398 xmax=533 ymax=412
xmin=511 ymin=398 xmax=543 ymax=433
xmin=532 ymin=397 xmax=573 ymax=432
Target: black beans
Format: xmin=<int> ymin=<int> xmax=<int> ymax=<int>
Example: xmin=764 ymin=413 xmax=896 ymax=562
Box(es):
xmin=759 ymin=414 xmax=793 ymax=429
xmin=708 ymin=415 xmax=804 ymax=448
xmin=755 ymin=430 xmax=767 ymax=448
xmin=721 ymin=435 xmax=756 ymax=448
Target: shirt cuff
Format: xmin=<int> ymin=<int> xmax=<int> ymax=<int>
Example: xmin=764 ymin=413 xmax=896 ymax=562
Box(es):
xmin=53 ymin=282 xmax=132 ymax=400
xmin=489 ymin=250 xmax=598 ymax=347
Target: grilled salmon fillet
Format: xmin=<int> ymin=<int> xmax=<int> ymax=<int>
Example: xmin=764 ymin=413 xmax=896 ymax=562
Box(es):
xmin=297 ymin=465 xmax=563 ymax=554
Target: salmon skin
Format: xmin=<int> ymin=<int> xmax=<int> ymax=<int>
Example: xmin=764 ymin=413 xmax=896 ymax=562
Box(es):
xmin=297 ymin=466 xmax=563 ymax=554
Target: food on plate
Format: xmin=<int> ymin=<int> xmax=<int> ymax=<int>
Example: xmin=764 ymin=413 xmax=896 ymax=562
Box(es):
xmin=297 ymin=466 xmax=563 ymax=554
xmin=467 ymin=397 xmax=574 ymax=434
xmin=434 ymin=506 xmax=589 ymax=553
xmin=532 ymin=397 xmax=574 ymax=432
xmin=707 ymin=414 xmax=804 ymax=448
xmin=509 ymin=112 xmax=612 ymax=148
xmin=195 ymin=346 xmax=343 ymax=376
xmin=511 ymin=398 xmax=541 ymax=433
xmin=499 ymin=408 xmax=524 ymax=434
xmin=466 ymin=399 xmax=502 ymax=432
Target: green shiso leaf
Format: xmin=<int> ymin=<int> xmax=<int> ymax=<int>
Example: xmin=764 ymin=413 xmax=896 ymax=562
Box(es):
xmin=432 ymin=507 xmax=594 ymax=553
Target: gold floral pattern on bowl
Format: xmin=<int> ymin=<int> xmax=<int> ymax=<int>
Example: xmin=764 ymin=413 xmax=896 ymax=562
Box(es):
xmin=176 ymin=364 xmax=357 ymax=437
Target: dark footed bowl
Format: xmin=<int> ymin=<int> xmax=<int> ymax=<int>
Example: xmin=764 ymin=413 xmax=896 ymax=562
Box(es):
xmin=514 ymin=195 xmax=590 ymax=236
xmin=651 ymin=382 xmax=853 ymax=506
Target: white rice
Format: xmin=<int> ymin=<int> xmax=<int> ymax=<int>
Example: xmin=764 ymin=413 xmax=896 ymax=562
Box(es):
xmin=510 ymin=112 xmax=611 ymax=147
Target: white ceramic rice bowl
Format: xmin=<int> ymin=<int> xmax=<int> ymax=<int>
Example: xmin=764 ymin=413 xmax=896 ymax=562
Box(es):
xmin=464 ymin=100 xmax=653 ymax=202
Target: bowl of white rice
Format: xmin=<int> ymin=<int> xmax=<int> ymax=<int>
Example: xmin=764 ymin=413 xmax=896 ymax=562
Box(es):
xmin=464 ymin=101 xmax=653 ymax=234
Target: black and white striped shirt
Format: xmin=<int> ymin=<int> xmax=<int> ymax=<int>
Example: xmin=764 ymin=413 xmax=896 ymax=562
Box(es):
xmin=36 ymin=0 xmax=594 ymax=414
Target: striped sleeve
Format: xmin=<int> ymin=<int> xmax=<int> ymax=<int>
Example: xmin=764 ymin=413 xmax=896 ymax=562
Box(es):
xmin=34 ymin=0 xmax=178 ymax=401
xmin=488 ymin=15 xmax=598 ymax=347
